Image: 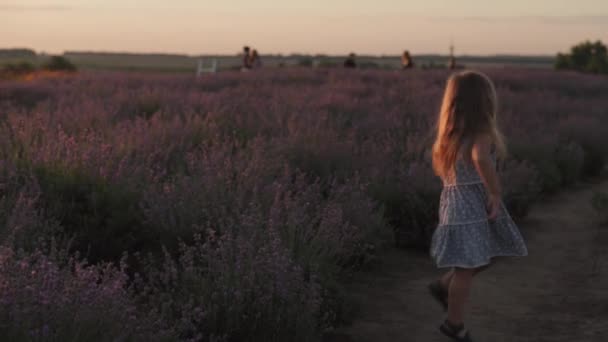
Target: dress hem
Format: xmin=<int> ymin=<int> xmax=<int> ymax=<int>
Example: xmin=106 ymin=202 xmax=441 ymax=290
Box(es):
xmin=434 ymin=251 xmax=529 ymax=269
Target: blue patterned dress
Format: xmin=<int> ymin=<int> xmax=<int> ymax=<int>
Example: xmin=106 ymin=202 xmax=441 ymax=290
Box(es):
xmin=430 ymin=152 xmax=528 ymax=268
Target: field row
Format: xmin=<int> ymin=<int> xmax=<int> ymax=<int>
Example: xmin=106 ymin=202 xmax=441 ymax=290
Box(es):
xmin=0 ymin=68 xmax=606 ymax=341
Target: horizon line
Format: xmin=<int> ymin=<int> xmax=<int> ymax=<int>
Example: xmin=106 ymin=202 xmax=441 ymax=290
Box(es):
xmin=2 ymin=47 xmax=559 ymax=58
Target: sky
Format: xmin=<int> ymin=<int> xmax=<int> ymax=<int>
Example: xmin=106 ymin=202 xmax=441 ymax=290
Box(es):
xmin=2 ymin=0 xmax=608 ymax=56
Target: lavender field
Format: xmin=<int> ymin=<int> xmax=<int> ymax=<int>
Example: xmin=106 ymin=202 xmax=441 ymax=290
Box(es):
xmin=0 ymin=68 xmax=607 ymax=341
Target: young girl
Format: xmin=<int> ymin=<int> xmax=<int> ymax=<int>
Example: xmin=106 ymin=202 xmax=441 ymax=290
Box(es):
xmin=428 ymin=71 xmax=528 ymax=341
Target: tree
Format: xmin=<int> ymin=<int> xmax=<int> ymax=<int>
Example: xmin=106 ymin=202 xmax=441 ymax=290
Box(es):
xmin=2 ymin=61 xmax=36 ymax=75
xmin=43 ymin=56 xmax=77 ymax=72
xmin=555 ymin=40 xmax=608 ymax=74
xmin=0 ymin=48 xmax=36 ymax=58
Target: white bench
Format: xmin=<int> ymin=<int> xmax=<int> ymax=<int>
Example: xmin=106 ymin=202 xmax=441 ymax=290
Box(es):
xmin=196 ymin=59 xmax=218 ymax=77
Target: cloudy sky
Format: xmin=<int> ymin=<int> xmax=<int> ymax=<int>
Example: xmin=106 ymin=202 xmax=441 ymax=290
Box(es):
xmin=2 ymin=0 xmax=608 ymax=55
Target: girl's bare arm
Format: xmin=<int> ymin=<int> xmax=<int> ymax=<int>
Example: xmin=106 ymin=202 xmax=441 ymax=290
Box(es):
xmin=471 ymin=135 xmax=501 ymax=199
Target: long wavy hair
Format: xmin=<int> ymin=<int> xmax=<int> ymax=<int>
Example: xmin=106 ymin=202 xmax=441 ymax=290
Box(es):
xmin=432 ymin=70 xmax=506 ymax=179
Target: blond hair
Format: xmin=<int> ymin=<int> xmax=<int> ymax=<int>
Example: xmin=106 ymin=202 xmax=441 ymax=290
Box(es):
xmin=432 ymin=70 xmax=506 ymax=179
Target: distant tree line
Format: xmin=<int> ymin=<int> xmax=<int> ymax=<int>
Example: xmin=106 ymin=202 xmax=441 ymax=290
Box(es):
xmin=44 ymin=56 xmax=77 ymax=72
xmin=0 ymin=48 xmax=36 ymax=58
xmin=1 ymin=56 xmax=76 ymax=79
xmin=556 ymin=40 xmax=608 ymax=74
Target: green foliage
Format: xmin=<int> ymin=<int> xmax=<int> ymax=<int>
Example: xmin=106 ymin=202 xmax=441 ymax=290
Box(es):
xmin=358 ymin=61 xmax=382 ymax=69
xmin=580 ymin=143 xmax=606 ymax=177
xmin=0 ymin=83 xmax=52 ymax=110
xmin=591 ymin=191 xmax=608 ymax=223
xmin=555 ymin=53 xmax=570 ymax=70
xmin=284 ymin=142 xmax=355 ymax=182
xmin=421 ymin=60 xmax=446 ymax=70
xmin=502 ymin=161 xmax=541 ymax=220
xmin=559 ymin=120 xmax=608 ymax=177
xmin=33 ymin=164 xmax=150 ymax=263
xmin=370 ymin=177 xmax=439 ymax=249
xmin=555 ymin=142 xmax=585 ymax=186
xmin=317 ymin=59 xmax=339 ymax=68
xmin=0 ymin=48 xmax=36 ymax=58
xmin=43 ymin=56 xmax=77 ymax=72
xmin=297 ymin=58 xmax=314 ymax=67
xmin=555 ymin=40 xmax=608 ymax=74
xmin=510 ymin=143 xmax=562 ymax=193
xmin=509 ymin=135 xmax=605 ymax=196
xmin=136 ymin=96 xmax=162 ymax=120
xmin=1 ymin=61 xmax=36 ymax=75
xmin=0 ymin=61 xmax=37 ymax=80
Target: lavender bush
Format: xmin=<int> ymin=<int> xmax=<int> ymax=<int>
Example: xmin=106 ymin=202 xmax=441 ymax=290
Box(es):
xmin=0 ymin=247 xmax=174 ymax=342
xmin=0 ymin=68 xmax=607 ymax=340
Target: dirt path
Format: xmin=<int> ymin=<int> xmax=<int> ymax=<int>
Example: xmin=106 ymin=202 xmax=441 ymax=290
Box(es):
xmin=326 ymin=180 xmax=608 ymax=342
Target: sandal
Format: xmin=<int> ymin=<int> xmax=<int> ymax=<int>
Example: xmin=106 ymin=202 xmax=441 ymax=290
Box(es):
xmin=428 ymin=280 xmax=448 ymax=311
xmin=439 ymin=320 xmax=473 ymax=342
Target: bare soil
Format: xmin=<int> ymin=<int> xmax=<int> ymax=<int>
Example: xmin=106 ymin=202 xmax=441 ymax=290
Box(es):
xmin=325 ymin=180 xmax=608 ymax=342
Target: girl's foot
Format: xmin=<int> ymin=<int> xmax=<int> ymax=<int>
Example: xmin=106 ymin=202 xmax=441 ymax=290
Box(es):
xmin=427 ymin=280 xmax=448 ymax=311
xmin=439 ymin=320 xmax=473 ymax=342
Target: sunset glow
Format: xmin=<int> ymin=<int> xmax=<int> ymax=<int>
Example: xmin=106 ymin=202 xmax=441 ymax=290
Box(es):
xmin=3 ymin=0 xmax=608 ymax=55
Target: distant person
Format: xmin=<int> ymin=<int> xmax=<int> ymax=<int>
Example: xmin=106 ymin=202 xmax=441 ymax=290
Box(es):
xmin=242 ymin=46 xmax=252 ymax=71
xmin=401 ymin=50 xmax=414 ymax=69
xmin=249 ymin=49 xmax=262 ymax=69
xmin=344 ymin=53 xmax=357 ymax=68
xmin=428 ymin=71 xmax=528 ymax=342
xmin=448 ymin=56 xmax=457 ymax=70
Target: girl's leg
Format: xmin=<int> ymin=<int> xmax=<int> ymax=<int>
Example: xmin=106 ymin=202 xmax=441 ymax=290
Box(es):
xmin=439 ymin=268 xmax=454 ymax=288
xmin=447 ymin=267 xmax=475 ymax=326
xmin=431 ymin=264 xmax=491 ymax=313
xmin=440 ymin=263 xmax=491 ymax=288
